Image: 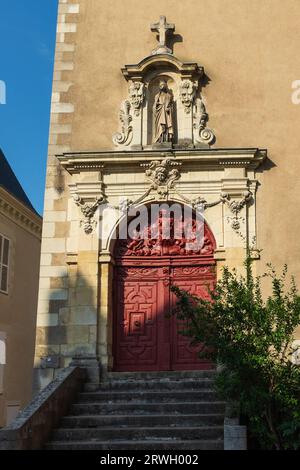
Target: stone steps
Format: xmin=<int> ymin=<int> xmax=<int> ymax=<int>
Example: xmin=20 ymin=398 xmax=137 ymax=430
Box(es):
xmin=104 ymin=370 xmax=216 ymax=380
xmin=70 ymin=401 xmax=226 ymax=415
xmin=84 ymin=378 xmax=215 ymax=392
xmin=79 ymin=389 xmax=218 ymax=402
xmin=45 ymin=439 xmax=224 ymax=451
xmin=45 ymin=371 xmax=225 ymax=450
xmin=51 ymin=425 xmax=223 ymax=441
xmin=61 ymin=413 xmax=224 ymax=428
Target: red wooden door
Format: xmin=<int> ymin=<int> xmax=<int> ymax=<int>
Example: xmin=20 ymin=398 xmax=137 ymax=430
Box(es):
xmin=170 ymin=266 xmax=215 ymax=370
xmin=113 ymin=267 xmax=169 ymax=371
xmin=113 ymin=211 xmax=216 ymax=372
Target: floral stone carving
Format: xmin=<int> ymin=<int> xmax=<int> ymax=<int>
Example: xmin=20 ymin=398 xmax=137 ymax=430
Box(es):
xmin=221 ymin=191 xmax=253 ymax=231
xmin=73 ymin=194 xmax=105 ymax=234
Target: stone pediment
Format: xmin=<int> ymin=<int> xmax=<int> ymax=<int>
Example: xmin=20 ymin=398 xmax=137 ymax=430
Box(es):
xmin=121 ymin=54 xmax=204 ymax=82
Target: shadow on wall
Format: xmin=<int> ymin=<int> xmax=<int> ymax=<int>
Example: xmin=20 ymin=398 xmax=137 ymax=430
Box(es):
xmin=33 ymin=268 xmax=97 ymax=395
xmin=255 ymin=155 xmax=276 ymax=174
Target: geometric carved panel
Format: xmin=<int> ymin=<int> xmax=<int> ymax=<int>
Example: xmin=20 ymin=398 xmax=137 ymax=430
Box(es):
xmin=113 ymin=264 xmax=216 ymax=372
xmin=114 ymin=281 xmax=159 ymax=370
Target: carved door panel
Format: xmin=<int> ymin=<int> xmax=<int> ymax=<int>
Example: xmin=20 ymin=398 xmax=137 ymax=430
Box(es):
xmin=114 ymin=268 xmax=169 ymax=371
xmin=170 ymin=266 xmax=215 ymax=370
xmin=113 ymin=264 xmax=215 ymax=371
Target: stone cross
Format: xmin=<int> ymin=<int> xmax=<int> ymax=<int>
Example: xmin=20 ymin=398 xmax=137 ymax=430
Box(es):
xmin=151 ymin=16 xmax=175 ymax=55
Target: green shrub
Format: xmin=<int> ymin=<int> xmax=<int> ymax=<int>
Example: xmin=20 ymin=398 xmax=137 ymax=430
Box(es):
xmin=171 ymin=256 xmax=300 ymax=449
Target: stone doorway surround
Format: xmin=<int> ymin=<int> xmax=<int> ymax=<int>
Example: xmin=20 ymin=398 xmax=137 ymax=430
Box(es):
xmin=54 ymin=147 xmax=266 ymax=375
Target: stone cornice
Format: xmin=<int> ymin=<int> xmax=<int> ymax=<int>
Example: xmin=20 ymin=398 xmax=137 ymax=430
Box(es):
xmin=0 ymin=187 xmax=42 ymax=239
xmin=57 ymin=147 xmax=267 ymax=174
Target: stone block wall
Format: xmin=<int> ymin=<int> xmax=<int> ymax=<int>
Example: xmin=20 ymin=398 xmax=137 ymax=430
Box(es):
xmin=34 ymin=0 xmax=100 ymax=391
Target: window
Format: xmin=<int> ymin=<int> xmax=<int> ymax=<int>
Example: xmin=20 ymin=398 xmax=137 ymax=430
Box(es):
xmin=6 ymin=402 xmax=20 ymax=426
xmin=0 ymin=234 xmax=10 ymax=294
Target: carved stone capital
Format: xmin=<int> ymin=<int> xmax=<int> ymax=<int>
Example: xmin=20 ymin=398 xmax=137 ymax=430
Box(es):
xmin=221 ymin=191 xmax=253 ymax=231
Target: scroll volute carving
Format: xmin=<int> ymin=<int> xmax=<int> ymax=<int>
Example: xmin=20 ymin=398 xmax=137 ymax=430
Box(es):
xmin=112 ymin=100 xmax=133 ymax=146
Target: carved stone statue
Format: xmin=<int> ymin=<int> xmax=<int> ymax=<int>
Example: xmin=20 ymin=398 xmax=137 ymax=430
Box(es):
xmin=153 ymin=80 xmax=174 ymax=144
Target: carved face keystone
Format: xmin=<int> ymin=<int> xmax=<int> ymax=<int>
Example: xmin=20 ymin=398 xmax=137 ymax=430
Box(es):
xmin=156 ymin=169 xmax=167 ymax=183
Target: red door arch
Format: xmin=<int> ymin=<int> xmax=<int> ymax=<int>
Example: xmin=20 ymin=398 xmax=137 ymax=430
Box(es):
xmin=113 ymin=208 xmax=216 ymax=371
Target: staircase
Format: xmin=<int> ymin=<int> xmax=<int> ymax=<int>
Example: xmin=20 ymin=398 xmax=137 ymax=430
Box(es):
xmin=45 ymin=371 xmax=225 ymax=450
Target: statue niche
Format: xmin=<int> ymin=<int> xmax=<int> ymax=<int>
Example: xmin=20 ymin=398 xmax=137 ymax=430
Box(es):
xmin=113 ymin=16 xmax=215 ymax=149
xmin=152 ymin=79 xmax=174 ymax=144
xmin=147 ymin=76 xmax=177 ymax=146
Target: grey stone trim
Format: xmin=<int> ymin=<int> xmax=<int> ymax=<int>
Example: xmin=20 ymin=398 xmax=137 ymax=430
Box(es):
xmin=224 ymin=417 xmax=247 ymax=450
xmin=0 ymin=366 xmax=86 ymax=450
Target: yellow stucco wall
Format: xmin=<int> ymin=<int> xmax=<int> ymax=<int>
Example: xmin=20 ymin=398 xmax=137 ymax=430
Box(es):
xmin=0 ymin=197 xmax=41 ymax=427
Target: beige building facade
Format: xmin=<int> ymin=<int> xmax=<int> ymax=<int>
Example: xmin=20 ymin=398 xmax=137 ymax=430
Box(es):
xmin=0 ymin=150 xmax=42 ymax=427
xmin=34 ymin=0 xmax=300 ymax=388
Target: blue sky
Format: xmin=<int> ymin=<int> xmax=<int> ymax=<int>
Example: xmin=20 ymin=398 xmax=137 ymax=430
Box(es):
xmin=0 ymin=1 xmax=58 ymax=214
